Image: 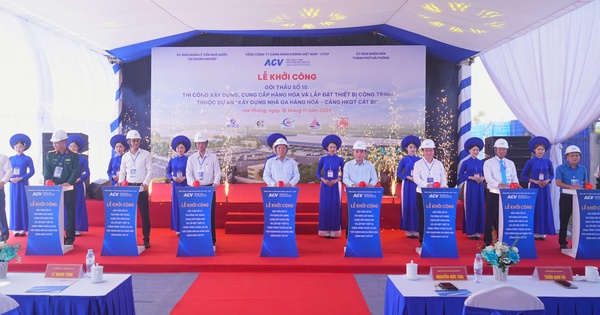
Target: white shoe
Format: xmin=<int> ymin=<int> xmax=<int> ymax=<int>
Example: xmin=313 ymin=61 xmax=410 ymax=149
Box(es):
xmin=343 ymin=246 xmax=346 ymax=253
xmin=213 ymin=245 xmax=216 ymax=252
xmin=75 ymin=231 xmax=82 ymax=236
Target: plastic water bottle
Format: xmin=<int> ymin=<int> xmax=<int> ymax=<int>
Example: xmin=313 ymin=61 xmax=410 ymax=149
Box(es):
xmin=474 ymin=253 xmax=483 ymax=283
xmin=86 ymin=249 xmax=95 ymax=277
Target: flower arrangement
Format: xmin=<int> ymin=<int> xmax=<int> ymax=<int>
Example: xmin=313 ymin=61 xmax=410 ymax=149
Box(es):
xmin=0 ymin=242 xmax=22 ymax=263
xmin=481 ymin=240 xmax=519 ymax=273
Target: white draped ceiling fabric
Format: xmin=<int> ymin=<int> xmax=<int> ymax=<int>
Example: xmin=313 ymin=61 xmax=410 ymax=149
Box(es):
xmin=481 ymin=0 xmax=600 ymax=229
xmin=0 ymin=10 xmax=119 ymax=190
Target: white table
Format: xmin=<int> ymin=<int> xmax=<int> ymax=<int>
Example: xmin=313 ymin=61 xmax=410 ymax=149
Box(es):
xmin=384 ymin=274 xmax=600 ymax=315
xmin=0 ymin=273 xmax=135 ymax=314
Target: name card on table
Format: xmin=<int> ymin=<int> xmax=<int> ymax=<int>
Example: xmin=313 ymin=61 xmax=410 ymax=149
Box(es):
xmin=533 ymin=266 xmax=573 ymax=281
xmin=430 ymin=266 xmax=468 ymax=281
xmin=45 ymin=264 xmax=83 ymax=279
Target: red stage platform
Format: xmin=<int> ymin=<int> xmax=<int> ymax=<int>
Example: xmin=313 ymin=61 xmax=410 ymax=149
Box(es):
xmin=87 ymin=183 xmax=464 ymax=234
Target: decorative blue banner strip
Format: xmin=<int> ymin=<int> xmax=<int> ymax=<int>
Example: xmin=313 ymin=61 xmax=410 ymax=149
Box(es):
xmin=176 ymin=186 xmax=215 ymax=257
xmin=500 ymin=189 xmax=538 ymax=259
xmin=101 ymin=186 xmax=140 ymax=256
xmin=25 ymin=186 xmax=65 ymax=256
xmin=345 ymin=187 xmax=383 ymax=258
xmin=576 ymin=190 xmax=600 ymax=259
xmin=260 ymin=187 xmax=299 ymax=258
xmin=421 ymin=188 xmax=459 ymax=258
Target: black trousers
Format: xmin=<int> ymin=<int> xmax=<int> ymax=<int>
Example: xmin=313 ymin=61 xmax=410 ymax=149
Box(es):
xmin=417 ymin=192 xmax=424 ymax=244
xmin=558 ymin=193 xmax=573 ymax=246
xmin=484 ymin=192 xmax=499 ymax=246
xmin=137 ymin=190 xmax=151 ymax=242
xmin=64 ymin=189 xmax=77 ymax=243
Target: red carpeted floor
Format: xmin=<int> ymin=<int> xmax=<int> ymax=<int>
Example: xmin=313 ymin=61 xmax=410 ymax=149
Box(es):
xmin=7 ymin=227 xmax=595 ymax=276
xmin=170 ymin=273 xmax=370 ymax=315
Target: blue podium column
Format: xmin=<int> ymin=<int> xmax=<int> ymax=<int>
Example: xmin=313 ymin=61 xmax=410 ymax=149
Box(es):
xmin=499 ymin=189 xmax=538 ymax=258
xmin=25 ymin=186 xmax=73 ymax=255
xmin=345 ymin=187 xmax=383 ymax=258
xmin=176 ymin=186 xmax=215 ymax=257
xmin=419 ymin=188 xmax=459 ymax=258
xmin=562 ymin=189 xmax=600 ymax=259
xmin=101 ymin=186 xmax=144 ymax=256
xmin=260 ymin=187 xmax=299 ymax=257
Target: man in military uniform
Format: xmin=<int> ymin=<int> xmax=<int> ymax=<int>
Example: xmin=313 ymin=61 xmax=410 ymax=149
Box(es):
xmin=43 ymin=130 xmax=80 ymax=245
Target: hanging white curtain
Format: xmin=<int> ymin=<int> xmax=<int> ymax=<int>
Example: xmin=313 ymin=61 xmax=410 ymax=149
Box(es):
xmin=0 ymin=9 xmax=119 ymax=192
xmin=480 ymin=0 xmax=600 ymax=230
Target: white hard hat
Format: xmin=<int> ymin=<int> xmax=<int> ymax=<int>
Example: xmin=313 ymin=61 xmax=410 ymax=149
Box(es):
xmin=50 ymin=130 xmax=68 ymax=142
xmin=194 ymin=132 xmax=208 ymax=143
xmin=126 ymin=130 xmax=141 ymax=140
xmin=273 ymin=138 xmax=289 ymax=149
xmin=494 ymin=138 xmax=509 ymax=148
xmin=565 ymin=145 xmax=581 ymax=155
xmin=353 ymin=141 xmax=367 ymax=150
xmin=420 ymin=139 xmax=435 ymax=149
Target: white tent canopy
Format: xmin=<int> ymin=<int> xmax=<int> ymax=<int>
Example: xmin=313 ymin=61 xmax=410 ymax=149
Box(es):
xmin=0 ymin=0 xmax=592 ymax=62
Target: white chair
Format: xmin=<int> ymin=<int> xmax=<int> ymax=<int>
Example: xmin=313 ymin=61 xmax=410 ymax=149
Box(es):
xmin=462 ymin=285 xmax=545 ymax=315
xmin=0 ymin=293 xmax=21 ymax=315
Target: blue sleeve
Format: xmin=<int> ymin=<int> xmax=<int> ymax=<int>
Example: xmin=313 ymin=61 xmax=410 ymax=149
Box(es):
xmin=166 ymin=158 xmax=174 ymax=180
xmin=107 ymin=157 xmax=114 ymax=179
xmin=23 ymin=156 xmax=35 ymax=180
xmin=316 ymin=157 xmax=324 ymax=180
xmin=79 ymin=156 xmax=90 ymax=181
xmin=457 ymin=161 xmax=468 ymax=185
xmin=397 ymin=159 xmax=407 ymax=180
xmin=547 ymin=159 xmax=555 ymax=181
xmin=520 ymin=159 xmax=533 ymax=182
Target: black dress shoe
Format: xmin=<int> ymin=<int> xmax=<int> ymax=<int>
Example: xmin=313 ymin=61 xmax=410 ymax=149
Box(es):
xmin=560 ymin=244 xmax=568 ymax=249
xmin=144 ymin=241 xmax=151 ymax=249
xmin=64 ymin=239 xmax=74 ymax=245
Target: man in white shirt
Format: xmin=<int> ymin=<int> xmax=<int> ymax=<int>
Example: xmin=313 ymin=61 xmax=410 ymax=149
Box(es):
xmin=483 ymin=138 xmax=520 ymax=246
xmin=342 ymin=141 xmax=378 ymax=187
xmin=263 ymin=138 xmax=300 ymax=187
xmin=186 ymin=132 xmax=221 ymax=247
xmin=0 ymin=154 xmax=13 ymax=242
xmin=412 ymin=139 xmax=447 ymax=245
xmin=118 ymin=130 xmax=153 ymax=249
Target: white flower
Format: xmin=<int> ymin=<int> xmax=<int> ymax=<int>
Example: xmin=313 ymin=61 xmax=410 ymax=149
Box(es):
xmin=485 ymin=245 xmax=494 ymax=252
xmin=511 ymin=246 xmax=519 ymax=253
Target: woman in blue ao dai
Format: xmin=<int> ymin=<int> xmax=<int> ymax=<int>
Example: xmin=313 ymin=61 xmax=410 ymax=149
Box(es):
xmin=8 ymin=134 xmax=35 ymax=237
xmin=457 ymin=137 xmax=485 ymax=239
xmin=316 ymin=135 xmax=344 ymax=238
xmin=107 ymin=134 xmax=128 ymax=186
xmin=67 ymin=134 xmax=90 ymax=235
xmin=397 ymin=135 xmax=421 ymax=238
xmin=167 ymin=135 xmax=191 ymax=234
xmin=520 ymin=136 xmax=555 ymax=240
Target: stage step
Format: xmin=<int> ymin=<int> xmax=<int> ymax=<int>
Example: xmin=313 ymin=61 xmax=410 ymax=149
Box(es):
xmin=225 ymin=221 xmax=318 ymax=234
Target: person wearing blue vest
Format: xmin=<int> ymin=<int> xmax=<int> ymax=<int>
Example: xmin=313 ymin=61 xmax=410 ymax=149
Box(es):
xmin=555 ymin=145 xmax=589 ymax=249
